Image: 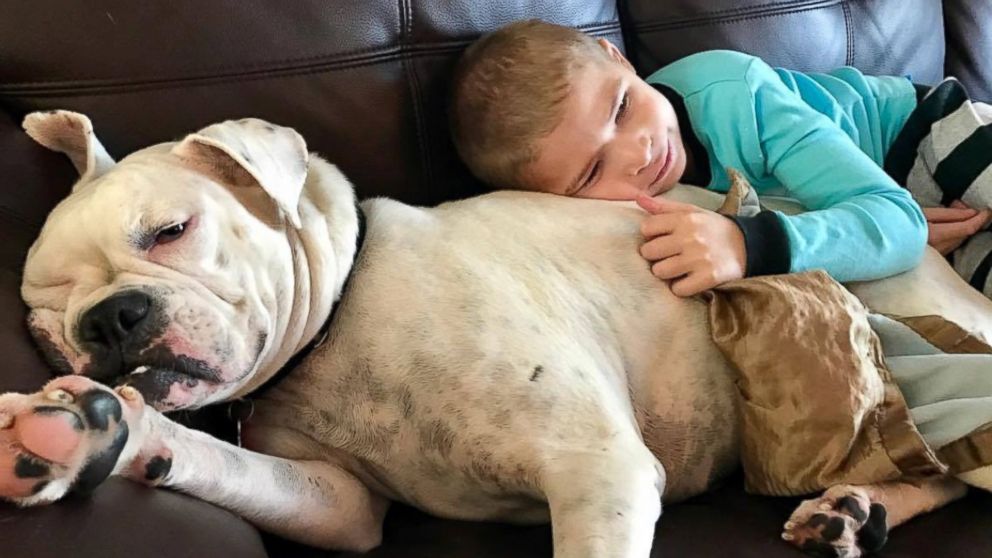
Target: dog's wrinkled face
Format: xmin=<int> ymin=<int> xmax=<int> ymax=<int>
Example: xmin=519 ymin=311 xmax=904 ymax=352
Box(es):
xmin=20 ymin=112 xmax=311 ymax=410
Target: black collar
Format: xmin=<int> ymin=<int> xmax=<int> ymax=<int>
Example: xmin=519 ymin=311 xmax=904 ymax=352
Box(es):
xmin=245 ymin=202 xmax=367 ymax=400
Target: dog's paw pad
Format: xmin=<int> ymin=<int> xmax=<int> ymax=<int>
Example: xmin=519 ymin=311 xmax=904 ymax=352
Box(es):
xmin=142 ymin=453 xmax=173 ymax=485
xmin=0 ymin=376 xmax=133 ymax=504
xmin=783 ymin=485 xmax=887 ymax=558
xmin=857 ymin=503 xmax=888 ymax=553
xmin=125 ymin=447 xmax=173 ymax=487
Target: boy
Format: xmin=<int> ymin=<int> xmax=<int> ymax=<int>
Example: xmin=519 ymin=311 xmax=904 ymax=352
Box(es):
xmin=449 ymin=20 xmax=992 ymax=297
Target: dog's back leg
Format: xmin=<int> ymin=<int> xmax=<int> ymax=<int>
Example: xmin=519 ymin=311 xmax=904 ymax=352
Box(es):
xmin=782 ymin=477 xmax=966 ymax=557
xmin=540 ymin=442 xmax=664 ymax=558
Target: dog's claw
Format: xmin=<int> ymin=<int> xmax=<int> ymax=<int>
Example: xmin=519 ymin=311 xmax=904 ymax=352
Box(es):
xmin=117 ymin=386 xmax=140 ymax=402
xmin=782 ymin=532 xmax=794 ymax=541
xmin=784 ymin=521 xmax=795 ymax=530
xmin=45 ymin=389 xmax=73 ymax=404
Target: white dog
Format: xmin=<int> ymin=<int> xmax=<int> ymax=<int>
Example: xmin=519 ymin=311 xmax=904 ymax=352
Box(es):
xmin=0 ymin=112 xmax=976 ymax=557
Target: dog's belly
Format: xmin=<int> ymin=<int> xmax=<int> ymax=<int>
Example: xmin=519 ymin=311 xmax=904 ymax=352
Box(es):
xmin=263 ymin=354 xmax=584 ymax=523
xmin=634 ymin=362 xmax=741 ymax=503
xmin=270 ymin=350 xmax=739 ymax=523
xmin=272 ymin=340 xmax=739 ymax=521
xmin=614 ymin=275 xmax=741 ymax=502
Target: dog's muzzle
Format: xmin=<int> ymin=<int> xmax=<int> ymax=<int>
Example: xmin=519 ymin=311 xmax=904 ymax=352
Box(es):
xmin=78 ymin=290 xmax=159 ymax=382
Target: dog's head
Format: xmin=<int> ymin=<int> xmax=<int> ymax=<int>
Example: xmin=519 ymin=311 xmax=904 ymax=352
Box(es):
xmin=20 ymin=111 xmax=358 ymax=410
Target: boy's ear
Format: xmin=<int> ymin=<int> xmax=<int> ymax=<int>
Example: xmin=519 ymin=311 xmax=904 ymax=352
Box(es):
xmin=596 ymin=38 xmax=635 ymax=72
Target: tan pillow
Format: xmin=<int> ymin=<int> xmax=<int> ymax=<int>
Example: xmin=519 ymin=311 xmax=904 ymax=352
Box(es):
xmin=703 ymin=272 xmax=948 ymax=496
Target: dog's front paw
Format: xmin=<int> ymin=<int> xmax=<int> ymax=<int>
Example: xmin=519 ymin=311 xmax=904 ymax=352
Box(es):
xmin=0 ymin=375 xmax=151 ymax=505
xmin=782 ymin=485 xmax=888 ymax=558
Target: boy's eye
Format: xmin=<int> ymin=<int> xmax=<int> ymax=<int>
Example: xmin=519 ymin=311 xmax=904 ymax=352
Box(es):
xmin=615 ymin=92 xmax=630 ymax=124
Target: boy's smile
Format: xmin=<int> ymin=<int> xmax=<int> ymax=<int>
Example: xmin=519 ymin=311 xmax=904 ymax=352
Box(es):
xmin=525 ymin=40 xmax=690 ymax=200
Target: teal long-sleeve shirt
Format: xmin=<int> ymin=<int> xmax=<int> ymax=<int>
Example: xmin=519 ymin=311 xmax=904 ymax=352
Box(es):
xmin=645 ymin=50 xmax=927 ymax=282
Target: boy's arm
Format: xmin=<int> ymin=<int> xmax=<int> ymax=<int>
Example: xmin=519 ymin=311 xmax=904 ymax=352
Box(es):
xmin=733 ymin=60 xmax=928 ymax=282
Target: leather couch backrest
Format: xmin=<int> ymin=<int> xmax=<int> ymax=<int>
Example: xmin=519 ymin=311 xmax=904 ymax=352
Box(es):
xmin=0 ymin=0 xmax=987 ymax=208
xmin=623 ymin=0 xmax=946 ymax=83
xmin=0 ymin=1 xmax=622 ymax=205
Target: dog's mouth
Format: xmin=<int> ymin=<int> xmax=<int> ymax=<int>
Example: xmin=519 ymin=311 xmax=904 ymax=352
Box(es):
xmin=111 ymin=347 xmax=225 ymax=409
xmin=122 ymin=366 xmax=217 ymax=409
xmin=112 ymin=334 xmax=266 ymax=410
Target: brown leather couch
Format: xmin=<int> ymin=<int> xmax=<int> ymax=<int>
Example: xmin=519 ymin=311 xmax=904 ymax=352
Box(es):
xmin=1 ymin=1 xmax=991 ymax=556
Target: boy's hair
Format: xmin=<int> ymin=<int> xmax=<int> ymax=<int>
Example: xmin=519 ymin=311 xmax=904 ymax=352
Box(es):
xmin=449 ymin=20 xmax=611 ymax=189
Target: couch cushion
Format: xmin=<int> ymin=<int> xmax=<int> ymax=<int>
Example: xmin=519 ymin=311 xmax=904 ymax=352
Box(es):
xmin=944 ymin=0 xmax=992 ymax=102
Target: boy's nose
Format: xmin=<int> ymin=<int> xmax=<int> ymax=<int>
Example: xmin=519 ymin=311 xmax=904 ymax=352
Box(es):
xmin=628 ymin=135 xmax=653 ymax=176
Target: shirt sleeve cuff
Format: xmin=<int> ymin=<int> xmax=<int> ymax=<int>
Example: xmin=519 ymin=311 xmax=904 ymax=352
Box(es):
xmin=728 ymin=211 xmax=792 ymax=277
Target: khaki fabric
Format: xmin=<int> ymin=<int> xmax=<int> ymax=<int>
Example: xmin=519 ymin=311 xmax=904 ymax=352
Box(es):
xmin=702 ymin=272 xmax=952 ymax=496
xmin=896 ymin=315 xmax=992 ymax=355
xmin=940 ymin=424 xmax=992 ymax=475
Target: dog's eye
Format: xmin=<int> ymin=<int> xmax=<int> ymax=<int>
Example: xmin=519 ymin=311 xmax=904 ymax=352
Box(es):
xmin=155 ymin=222 xmax=187 ymax=245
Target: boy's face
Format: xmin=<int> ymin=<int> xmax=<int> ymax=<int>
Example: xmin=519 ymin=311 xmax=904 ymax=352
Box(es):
xmin=524 ymin=40 xmax=688 ymax=200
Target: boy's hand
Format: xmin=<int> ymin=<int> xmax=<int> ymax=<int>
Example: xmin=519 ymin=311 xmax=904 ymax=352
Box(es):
xmin=636 ymin=195 xmax=746 ymax=297
xmin=924 ymin=200 xmax=992 ymax=255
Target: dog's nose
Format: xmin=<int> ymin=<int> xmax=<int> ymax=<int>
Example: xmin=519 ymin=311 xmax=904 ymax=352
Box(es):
xmin=79 ymin=291 xmax=152 ymax=350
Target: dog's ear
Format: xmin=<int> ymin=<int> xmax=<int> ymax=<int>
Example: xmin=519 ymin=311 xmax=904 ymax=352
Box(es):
xmin=171 ymin=118 xmax=307 ymax=229
xmin=22 ymin=110 xmax=116 ymax=188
